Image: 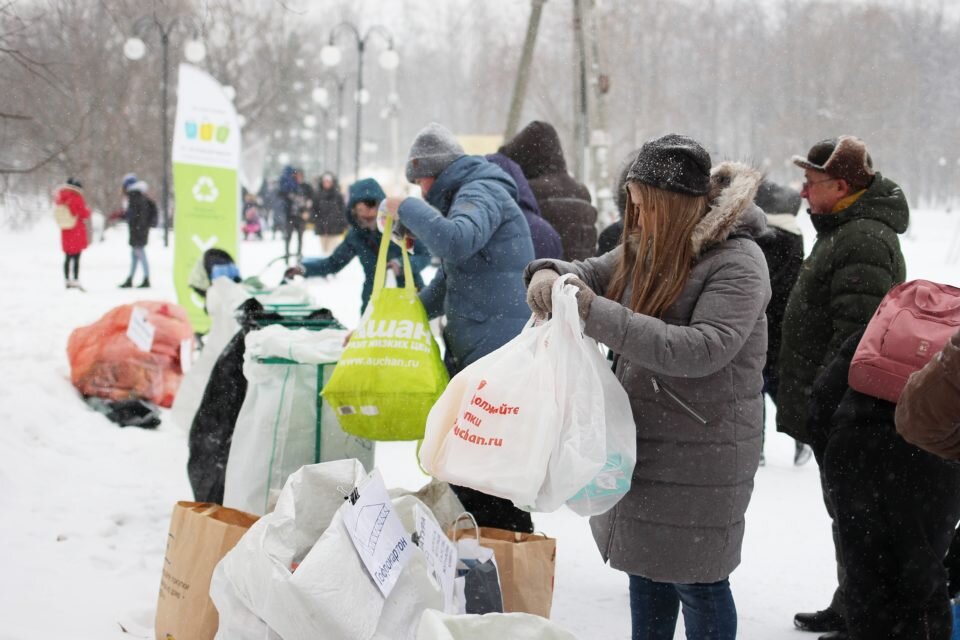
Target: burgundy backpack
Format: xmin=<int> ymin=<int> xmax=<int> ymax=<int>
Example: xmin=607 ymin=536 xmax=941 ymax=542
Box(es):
xmin=848 ymin=280 xmax=960 ymax=403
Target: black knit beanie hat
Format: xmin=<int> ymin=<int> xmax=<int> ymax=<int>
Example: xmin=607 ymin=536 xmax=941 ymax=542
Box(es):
xmin=626 ymin=134 xmax=711 ymax=196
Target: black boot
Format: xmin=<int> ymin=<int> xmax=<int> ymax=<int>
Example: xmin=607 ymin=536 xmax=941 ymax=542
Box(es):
xmin=795 ymin=608 xmax=845 ymax=632
xmin=818 ymin=631 xmax=849 ymax=640
xmin=138 ymin=277 xmax=151 ymax=288
xmin=119 ymin=277 xmax=133 ymax=288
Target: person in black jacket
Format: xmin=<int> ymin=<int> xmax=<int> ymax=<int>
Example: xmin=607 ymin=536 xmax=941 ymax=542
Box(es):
xmin=753 ymin=179 xmax=811 ymax=466
xmin=596 ymin=151 xmax=636 ymax=256
xmin=119 ymin=175 xmax=157 ymax=288
xmin=312 ymin=172 xmax=348 ymax=256
xmin=808 ymin=330 xmax=960 ymax=640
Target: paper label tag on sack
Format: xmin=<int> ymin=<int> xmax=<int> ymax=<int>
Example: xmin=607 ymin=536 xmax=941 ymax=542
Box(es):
xmin=341 ymin=469 xmax=413 ymax=598
xmin=127 ymin=306 xmax=156 ymax=352
xmin=180 ymin=339 xmax=193 ymax=373
xmin=414 ymin=504 xmax=457 ymax=613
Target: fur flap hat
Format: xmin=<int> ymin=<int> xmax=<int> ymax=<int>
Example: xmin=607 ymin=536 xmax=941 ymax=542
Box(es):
xmin=792 ymin=136 xmax=875 ymax=190
xmin=405 ymin=123 xmax=465 ymax=183
xmin=626 ymin=134 xmax=712 ymax=196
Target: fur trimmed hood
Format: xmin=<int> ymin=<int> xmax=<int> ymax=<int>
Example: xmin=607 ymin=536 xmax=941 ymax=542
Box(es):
xmin=693 ymin=161 xmax=766 ymax=256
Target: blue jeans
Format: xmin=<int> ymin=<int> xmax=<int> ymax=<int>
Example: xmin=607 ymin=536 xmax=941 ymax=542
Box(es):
xmin=129 ymin=246 xmax=149 ymax=280
xmin=629 ymin=574 xmax=737 ymax=640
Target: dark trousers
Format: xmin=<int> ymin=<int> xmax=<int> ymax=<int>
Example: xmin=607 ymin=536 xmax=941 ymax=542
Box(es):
xmin=63 ymin=253 xmax=80 ymax=280
xmin=824 ymin=423 xmax=960 ymax=639
xmin=628 ymin=574 xmax=737 ymax=640
xmin=812 ymin=444 xmax=848 ymax=620
xmin=284 ymin=222 xmax=303 ymax=263
xmin=449 ymin=484 xmax=533 ymax=533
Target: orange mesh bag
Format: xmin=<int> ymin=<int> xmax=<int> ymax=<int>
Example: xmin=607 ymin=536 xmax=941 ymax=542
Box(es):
xmin=67 ymin=302 xmax=194 ymax=407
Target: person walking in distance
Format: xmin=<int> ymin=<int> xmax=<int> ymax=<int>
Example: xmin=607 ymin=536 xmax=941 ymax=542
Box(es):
xmin=119 ymin=174 xmax=157 ymax=289
xmin=54 ymin=177 xmax=91 ymax=290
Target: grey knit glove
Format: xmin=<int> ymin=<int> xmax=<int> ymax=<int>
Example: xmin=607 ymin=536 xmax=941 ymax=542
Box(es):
xmin=526 ymin=269 xmax=560 ymax=318
xmin=565 ymin=276 xmax=596 ymax=321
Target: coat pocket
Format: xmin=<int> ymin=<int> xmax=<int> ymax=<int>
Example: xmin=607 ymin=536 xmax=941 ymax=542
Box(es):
xmin=650 ymin=376 xmax=709 ymax=426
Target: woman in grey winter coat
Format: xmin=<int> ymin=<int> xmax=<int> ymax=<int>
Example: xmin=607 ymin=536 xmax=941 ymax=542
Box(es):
xmin=525 ymin=135 xmax=770 ymax=640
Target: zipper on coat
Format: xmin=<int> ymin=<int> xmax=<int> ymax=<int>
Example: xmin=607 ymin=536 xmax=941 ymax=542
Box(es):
xmin=651 ymin=377 xmax=709 ymax=425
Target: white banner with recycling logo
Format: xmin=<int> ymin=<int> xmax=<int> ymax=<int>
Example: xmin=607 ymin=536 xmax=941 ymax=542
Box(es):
xmin=172 ymin=63 xmax=241 ymax=333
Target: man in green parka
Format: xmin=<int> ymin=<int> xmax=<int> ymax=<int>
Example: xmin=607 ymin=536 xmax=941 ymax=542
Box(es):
xmin=778 ymin=135 xmax=908 ymax=638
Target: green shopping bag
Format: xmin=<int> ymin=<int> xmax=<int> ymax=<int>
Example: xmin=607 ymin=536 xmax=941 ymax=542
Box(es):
xmin=321 ymin=217 xmax=448 ymax=440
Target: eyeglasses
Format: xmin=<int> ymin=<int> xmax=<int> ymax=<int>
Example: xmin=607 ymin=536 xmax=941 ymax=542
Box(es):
xmin=802 ymin=177 xmax=838 ymax=190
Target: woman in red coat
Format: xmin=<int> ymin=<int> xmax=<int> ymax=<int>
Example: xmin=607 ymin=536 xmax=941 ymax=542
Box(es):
xmin=54 ymin=178 xmax=90 ymax=289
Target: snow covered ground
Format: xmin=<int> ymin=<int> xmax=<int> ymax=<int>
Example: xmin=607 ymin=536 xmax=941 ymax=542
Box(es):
xmin=0 ymin=209 xmax=957 ymax=639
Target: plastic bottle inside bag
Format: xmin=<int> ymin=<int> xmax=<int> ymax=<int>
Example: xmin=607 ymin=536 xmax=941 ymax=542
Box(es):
xmin=377 ymin=200 xmax=416 ymax=253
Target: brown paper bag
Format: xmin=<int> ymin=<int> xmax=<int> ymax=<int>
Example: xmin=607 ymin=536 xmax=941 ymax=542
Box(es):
xmin=155 ymin=501 xmax=258 ymax=640
xmin=452 ymin=524 xmax=556 ymax=618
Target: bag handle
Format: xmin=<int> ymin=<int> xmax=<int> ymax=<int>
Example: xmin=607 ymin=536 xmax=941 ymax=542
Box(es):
xmin=196 ymin=504 xmax=220 ymax=517
xmin=448 ymin=511 xmax=481 ymax=543
xmin=551 ymin=273 xmax=585 ymax=334
xmin=373 ymin=216 xmax=416 ymax=295
xmin=910 ymin=281 xmax=960 ymax=316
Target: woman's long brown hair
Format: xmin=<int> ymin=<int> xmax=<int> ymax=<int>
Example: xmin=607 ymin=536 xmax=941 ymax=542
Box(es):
xmin=606 ymin=182 xmax=709 ymax=318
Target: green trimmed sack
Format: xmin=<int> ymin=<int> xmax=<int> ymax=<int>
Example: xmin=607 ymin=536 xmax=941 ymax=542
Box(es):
xmin=322 ymin=218 xmax=448 ymax=440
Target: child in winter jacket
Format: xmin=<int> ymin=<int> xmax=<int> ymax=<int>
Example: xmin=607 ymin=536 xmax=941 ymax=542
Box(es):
xmin=54 ymin=178 xmax=91 ymax=289
xmin=524 ymin=135 xmax=770 ymax=639
xmin=284 ymin=178 xmax=430 ymax=314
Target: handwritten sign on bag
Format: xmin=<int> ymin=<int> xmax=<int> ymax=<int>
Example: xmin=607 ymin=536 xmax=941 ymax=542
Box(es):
xmin=127 ymin=306 xmax=156 ymax=352
xmin=413 ymin=503 xmax=458 ymax=612
xmin=340 ymin=469 xmax=413 ymax=598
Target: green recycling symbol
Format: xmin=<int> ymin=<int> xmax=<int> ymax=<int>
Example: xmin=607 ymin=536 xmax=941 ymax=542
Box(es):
xmin=192 ymin=176 xmax=219 ymax=203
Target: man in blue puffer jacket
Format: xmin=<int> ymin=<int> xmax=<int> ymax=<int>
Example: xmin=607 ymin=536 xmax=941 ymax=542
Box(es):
xmin=382 ymin=122 xmax=536 ymax=532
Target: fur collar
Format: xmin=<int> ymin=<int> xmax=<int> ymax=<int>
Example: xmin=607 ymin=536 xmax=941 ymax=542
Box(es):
xmin=693 ymin=161 xmax=765 ymax=256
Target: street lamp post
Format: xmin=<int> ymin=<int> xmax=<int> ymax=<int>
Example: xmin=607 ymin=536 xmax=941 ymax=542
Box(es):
xmin=123 ymin=15 xmax=206 ymax=248
xmin=311 ymin=72 xmax=350 ymax=178
xmin=320 ymin=23 xmax=399 ymax=180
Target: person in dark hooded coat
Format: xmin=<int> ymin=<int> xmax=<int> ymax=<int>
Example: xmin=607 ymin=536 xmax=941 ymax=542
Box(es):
xmin=500 ymin=120 xmax=597 ymax=260
xmin=312 ymin=172 xmax=348 ymax=255
xmin=381 ymin=122 xmax=536 ymax=533
xmin=485 ymin=152 xmax=564 ymax=260
xmin=285 ymin=177 xmax=430 ymax=315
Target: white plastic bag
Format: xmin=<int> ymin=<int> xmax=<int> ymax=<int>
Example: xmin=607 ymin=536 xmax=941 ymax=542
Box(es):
xmin=416 ymin=610 xmax=577 ymax=640
xmin=212 ymin=459 xmax=367 ymax=640
xmin=419 ymin=277 xmax=609 ymax=510
xmin=170 ymin=278 xmax=251 ymax=432
xmin=211 ymin=460 xmax=445 ymax=640
xmin=545 ymin=275 xmax=636 ymax=516
xmin=532 ymin=276 xmax=609 ymax=511
xmin=563 ymin=332 xmax=637 ymax=516
xmin=419 ymin=314 xmax=559 ymax=507
xmin=223 ymin=325 xmax=374 ymax=515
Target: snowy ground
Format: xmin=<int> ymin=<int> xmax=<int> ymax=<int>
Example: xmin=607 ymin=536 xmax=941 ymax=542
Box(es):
xmin=0 ymin=210 xmax=957 ymax=639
